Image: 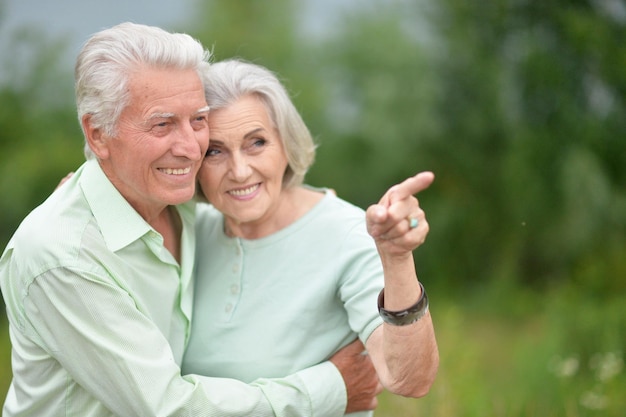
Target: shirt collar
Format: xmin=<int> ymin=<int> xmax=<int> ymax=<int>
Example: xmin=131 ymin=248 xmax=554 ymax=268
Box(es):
xmin=79 ymin=159 xmax=153 ymax=252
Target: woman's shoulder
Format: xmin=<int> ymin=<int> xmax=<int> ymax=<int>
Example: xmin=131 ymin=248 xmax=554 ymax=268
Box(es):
xmin=195 ymin=202 xmax=224 ymax=230
xmin=304 ymin=186 xmax=367 ymax=229
xmin=320 ymin=189 xmax=366 ymax=217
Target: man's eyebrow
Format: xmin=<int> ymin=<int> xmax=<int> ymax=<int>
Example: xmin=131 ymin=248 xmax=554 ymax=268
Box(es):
xmin=146 ymin=106 xmax=209 ymax=120
xmin=147 ymin=112 xmax=175 ymax=120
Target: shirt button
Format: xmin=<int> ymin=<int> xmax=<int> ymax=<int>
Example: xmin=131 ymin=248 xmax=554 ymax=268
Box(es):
xmin=230 ymin=284 xmax=239 ymax=294
xmin=225 ymin=303 xmax=233 ymax=313
xmin=232 ymin=264 xmax=239 ymax=273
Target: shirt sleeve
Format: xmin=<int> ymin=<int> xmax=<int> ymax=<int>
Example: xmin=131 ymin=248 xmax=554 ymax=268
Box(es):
xmin=336 ymin=222 xmax=385 ymax=343
xmin=185 ymin=361 xmax=347 ymax=416
xmin=24 ymin=267 xmax=347 ymax=416
xmin=251 ymin=361 xmax=347 ymax=417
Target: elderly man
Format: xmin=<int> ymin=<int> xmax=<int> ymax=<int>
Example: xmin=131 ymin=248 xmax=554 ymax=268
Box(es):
xmin=0 ymin=22 xmax=378 ymax=416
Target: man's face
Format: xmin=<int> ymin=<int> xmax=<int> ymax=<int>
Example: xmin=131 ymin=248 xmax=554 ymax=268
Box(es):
xmin=98 ymin=67 xmax=209 ymax=219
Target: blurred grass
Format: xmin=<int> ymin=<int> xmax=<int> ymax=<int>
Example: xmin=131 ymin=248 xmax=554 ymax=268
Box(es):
xmin=1 ymin=283 xmax=624 ymax=416
xmin=375 ymin=283 xmax=625 ymax=417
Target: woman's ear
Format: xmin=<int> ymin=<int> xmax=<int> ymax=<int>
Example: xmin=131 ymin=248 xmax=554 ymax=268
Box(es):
xmin=82 ymin=114 xmax=110 ymax=160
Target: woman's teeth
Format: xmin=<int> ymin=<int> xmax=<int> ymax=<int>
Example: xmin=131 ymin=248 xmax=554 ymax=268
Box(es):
xmin=229 ymin=184 xmax=259 ymax=196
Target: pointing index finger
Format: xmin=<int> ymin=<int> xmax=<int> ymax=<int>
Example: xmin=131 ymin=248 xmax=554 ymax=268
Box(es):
xmin=386 ymin=171 xmax=435 ymax=204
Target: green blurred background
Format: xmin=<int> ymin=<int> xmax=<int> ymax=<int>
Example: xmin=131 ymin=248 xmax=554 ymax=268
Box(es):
xmin=1 ymin=0 xmax=625 ymax=416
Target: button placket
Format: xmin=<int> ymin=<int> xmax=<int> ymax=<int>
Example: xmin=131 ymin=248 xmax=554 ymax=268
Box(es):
xmin=224 ymin=239 xmax=244 ymax=319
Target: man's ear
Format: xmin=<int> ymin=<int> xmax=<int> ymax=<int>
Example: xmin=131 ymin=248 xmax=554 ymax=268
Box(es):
xmin=82 ymin=114 xmax=110 ymax=160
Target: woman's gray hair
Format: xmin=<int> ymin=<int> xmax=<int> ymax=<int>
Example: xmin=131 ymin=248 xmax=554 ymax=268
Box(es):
xmin=75 ymin=22 xmax=211 ymax=160
xmin=202 ymin=59 xmax=316 ymax=189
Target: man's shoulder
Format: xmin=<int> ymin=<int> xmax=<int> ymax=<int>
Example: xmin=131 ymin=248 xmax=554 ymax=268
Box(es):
xmin=8 ymin=186 xmax=95 ymax=273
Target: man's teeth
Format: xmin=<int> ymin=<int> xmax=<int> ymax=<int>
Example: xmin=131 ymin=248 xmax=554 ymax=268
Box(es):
xmin=161 ymin=167 xmax=191 ymax=175
xmin=229 ymin=184 xmax=259 ymax=196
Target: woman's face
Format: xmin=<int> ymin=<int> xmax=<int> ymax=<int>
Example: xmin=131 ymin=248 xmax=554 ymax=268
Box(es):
xmin=199 ymin=94 xmax=289 ymax=229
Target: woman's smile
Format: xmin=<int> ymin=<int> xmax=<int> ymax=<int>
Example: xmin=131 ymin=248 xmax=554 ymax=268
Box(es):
xmin=227 ymin=183 xmax=261 ymax=199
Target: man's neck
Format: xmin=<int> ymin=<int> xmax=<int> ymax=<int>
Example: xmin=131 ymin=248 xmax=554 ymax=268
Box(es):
xmin=151 ymin=206 xmax=182 ymax=263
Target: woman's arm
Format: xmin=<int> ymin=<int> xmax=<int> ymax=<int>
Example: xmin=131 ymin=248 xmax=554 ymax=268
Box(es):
xmin=364 ymin=171 xmax=440 ymax=397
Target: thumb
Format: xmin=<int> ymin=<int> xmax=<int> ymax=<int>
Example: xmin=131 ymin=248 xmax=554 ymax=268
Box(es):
xmin=366 ymin=204 xmax=388 ymax=225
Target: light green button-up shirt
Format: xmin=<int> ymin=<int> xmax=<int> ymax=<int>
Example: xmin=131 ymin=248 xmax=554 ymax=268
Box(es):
xmin=0 ymin=159 xmax=346 ymax=417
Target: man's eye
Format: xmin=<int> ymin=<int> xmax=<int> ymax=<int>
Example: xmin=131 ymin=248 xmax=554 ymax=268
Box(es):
xmin=150 ymin=119 xmax=171 ymax=128
xmin=192 ymin=116 xmax=209 ymax=130
xmin=150 ymin=122 xmax=171 ymax=135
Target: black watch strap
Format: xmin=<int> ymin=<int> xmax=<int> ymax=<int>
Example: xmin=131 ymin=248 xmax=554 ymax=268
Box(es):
xmin=378 ymin=282 xmax=429 ymax=326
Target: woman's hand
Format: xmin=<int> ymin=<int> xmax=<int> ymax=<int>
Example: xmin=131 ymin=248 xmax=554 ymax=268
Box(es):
xmin=365 ymin=171 xmax=434 ymax=258
xmin=55 ymin=172 xmax=74 ymax=190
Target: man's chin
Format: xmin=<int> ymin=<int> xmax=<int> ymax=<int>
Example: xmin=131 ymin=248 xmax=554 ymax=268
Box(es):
xmin=166 ymin=187 xmax=196 ymax=206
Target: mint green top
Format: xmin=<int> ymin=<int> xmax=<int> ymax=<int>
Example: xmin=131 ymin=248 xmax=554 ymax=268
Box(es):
xmin=183 ymin=190 xmax=385 ymax=417
xmin=0 ymin=159 xmax=346 ymax=417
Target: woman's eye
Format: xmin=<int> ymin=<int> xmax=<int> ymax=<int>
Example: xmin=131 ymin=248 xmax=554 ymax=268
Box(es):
xmin=205 ymin=148 xmax=221 ymax=157
xmin=253 ymin=138 xmax=267 ymax=147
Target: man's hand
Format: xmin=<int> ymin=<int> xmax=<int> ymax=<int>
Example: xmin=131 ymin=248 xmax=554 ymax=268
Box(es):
xmin=330 ymin=339 xmax=383 ymax=414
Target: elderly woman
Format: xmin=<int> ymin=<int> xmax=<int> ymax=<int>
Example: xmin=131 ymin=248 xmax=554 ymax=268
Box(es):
xmin=182 ymin=59 xmax=439 ymax=416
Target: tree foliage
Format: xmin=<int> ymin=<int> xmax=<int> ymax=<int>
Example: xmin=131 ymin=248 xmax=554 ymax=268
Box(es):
xmin=0 ymin=0 xmax=624 ymax=298
xmin=0 ymin=26 xmax=83 ymax=243
xmin=421 ymin=0 xmax=626 ymax=292
xmin=303 ymin=0 xmax=626 ymax=294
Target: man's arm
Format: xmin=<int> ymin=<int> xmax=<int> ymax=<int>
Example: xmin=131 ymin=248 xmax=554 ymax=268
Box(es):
xmin=24 ymin=268 xmax=377 ymax=416
xmin=329 ymin=338 xmax=383 ymax=414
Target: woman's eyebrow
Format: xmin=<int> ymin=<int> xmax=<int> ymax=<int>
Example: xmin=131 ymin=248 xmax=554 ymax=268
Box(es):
xmin=244 ymin=128 xmax=264 ymax=139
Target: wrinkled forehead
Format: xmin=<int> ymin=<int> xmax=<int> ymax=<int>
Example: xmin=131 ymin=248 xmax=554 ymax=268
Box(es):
xmin=124 ymin=67 xmax=208 ymax=116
